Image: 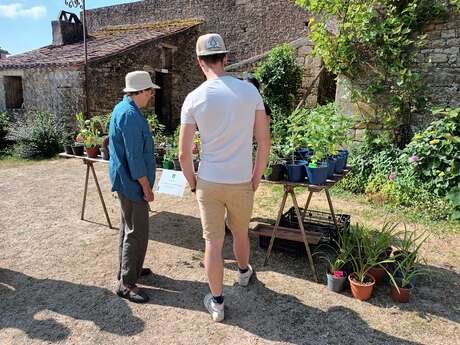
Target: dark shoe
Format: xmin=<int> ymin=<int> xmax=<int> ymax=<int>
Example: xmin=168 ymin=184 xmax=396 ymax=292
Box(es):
xmin=140 ymin=268 xmax=152 ymax=277
xmin=116 ymin=284 xmax=150 ymax=303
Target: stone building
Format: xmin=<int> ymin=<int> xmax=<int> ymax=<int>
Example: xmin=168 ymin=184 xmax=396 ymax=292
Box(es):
xmin=0 ymin=12 xmax=203 ymax=130
xmin=1 ymin=0 xmax=457 ymax=130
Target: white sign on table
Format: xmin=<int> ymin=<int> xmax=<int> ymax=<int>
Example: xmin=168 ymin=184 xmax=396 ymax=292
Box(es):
xmin=155 ymin=169 xmax=187 ymax=197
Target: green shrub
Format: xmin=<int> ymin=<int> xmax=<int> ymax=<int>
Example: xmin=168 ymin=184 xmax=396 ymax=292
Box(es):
xmin=402 ymin=107 xmax=460 ymax=196
xmin=7 ymin=112 xmax=64 ymax=159
xmin=256 ymin=43 xmax=302 ymax=114
xmin=0 ymin=112 xmax=12 ymax=153
xmin=339 ymin=112 xmax=458 ymax=221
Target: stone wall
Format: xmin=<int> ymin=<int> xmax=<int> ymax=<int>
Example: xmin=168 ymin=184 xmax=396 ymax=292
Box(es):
xmin=418 ymin=7 xmax=460 ymax=108
xmin=86 ymin=25 xmax=202 ymax=129
xmin=0 ymin=67 xmax=84 ymax=122
xmin=85 ymin=0 xmax=309 ymax=63
xmin=226 ymin=38 xmax=327 ymax=107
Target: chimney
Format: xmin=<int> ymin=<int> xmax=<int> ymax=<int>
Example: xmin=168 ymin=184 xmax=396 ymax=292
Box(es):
xmin=0 ymin=48 xmax=9 ymax=59
xmin=52 ymin=11 xmax=84 ymax=46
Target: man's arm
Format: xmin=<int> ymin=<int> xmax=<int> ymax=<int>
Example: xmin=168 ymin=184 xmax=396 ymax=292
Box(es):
xmin=120 ymin=113 xmax=153 ymax=202
xmin=138 ymin=176 xmax=154 ymax=202
xmin=179 ymin=123 xmax=197 ymax=191
xmin=252 ymin=110 xmax=271 ymax=191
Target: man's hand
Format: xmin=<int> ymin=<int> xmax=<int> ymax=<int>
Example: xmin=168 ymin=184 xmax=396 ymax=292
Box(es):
xmin=143 ymin=188 xmax=154 ymax=202
xmin=137 ymin=176 xmax=154 ymax=202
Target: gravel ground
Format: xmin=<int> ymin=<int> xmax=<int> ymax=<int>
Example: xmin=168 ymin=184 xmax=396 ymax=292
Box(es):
xmin=0 ymin=159 xmax=459 ymax=345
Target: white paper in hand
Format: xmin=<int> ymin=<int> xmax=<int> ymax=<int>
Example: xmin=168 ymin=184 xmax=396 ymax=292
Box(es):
xmin=155 ymin=169 xmax=187 ymax=197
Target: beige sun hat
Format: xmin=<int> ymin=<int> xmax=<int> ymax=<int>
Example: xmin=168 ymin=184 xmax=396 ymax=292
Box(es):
xmin=123 ymin=71 xmax=160 ymax=92
xmin=196 ymin=33 xmax=229 ymax=57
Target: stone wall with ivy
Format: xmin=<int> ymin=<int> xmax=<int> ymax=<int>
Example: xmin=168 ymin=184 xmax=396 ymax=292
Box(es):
xmin=85 ymin=0 xmax=309 ymax=64
xmin=335 ymin=6 xmax=460 ymax=140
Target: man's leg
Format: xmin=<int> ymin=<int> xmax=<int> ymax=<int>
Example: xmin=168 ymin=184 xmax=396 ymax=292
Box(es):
xmin=117 ymin=203 xmax=127 ymax=281
xmin=226 ymin=182 xmax=255 ymax=285
xmin=204 ymin=237 xmax=225 ymax=296
xmin=196 ymin=178 xmax=226 ymax=321
xmin=132 ymin=200 xmax=149 ymax=279
xmin=232 ymin=230 xmax=250 ymax=270
xmin=116 ymin=193 xmax=149 ymax=303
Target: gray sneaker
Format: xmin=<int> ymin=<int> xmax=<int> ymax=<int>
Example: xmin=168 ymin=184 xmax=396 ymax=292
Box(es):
xmin=203 ymin=293 xmax=224 ymax=322
xmin=238 ymin=264 xmax=253 ymax=286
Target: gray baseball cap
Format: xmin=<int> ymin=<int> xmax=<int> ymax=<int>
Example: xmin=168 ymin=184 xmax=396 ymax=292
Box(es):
xmin=196 ymin=33 xmax=229 ymax=57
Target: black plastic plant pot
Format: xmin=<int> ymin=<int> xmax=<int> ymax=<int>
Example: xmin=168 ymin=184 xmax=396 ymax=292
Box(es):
xmin=266 ymin=163 xmax=285 ymax=181
xmin=338 ymin=149 xmax=349 ymax=166
xmin=173 ymin=158 xmax=182 ymax=171
xmin=64 ymin=145 xmax=73 ymax=155
xmin=295 ymin=148 xmax=314 ymax=161
xmin=334 ymin=155 xmax=346 ymax=173
xmin=306 ymin=164 xmax=328 ymax=185
xmin=101 ymin=147 xmax=110 ymax=161
xmin=71 ymin=144 xmax=84 ymax=156
xmin=287 ymin=160 xmax=307 ymax=182
xmin=326 ymin=157 xmax=337 ymax=178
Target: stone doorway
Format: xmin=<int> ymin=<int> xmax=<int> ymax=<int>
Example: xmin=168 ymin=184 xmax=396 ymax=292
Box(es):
xmin=154 ymin=70 xmax=173 ymax=133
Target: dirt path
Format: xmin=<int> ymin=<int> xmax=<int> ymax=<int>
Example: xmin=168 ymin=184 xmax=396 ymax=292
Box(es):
xmin=0 ymin=159 xmax=458 ymax=345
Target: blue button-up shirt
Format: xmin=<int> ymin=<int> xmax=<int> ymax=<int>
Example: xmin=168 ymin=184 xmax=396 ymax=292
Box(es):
xmin=109 ymin=96 xmax=156 ymax=202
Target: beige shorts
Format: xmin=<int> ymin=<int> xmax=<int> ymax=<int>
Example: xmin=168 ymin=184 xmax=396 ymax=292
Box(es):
xmin=196 ymin=178 xmax=255 ymax=240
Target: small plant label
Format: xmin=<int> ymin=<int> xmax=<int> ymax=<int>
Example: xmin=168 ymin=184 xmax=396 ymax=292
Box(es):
xmin=155 ymin=169 xmax=187 ymax=197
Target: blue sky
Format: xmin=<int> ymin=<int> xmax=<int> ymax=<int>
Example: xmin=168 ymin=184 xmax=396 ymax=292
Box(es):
xmin=1 ymin=0 xmax=140 ymax=55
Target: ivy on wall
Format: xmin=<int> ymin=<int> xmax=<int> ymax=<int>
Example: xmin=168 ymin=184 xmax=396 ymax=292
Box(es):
xmin=295 ymin=0 xmax=456 ymax=147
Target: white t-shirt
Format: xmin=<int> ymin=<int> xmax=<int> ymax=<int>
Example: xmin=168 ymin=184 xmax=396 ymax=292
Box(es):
xmin=181 ymin=76 xmax=265 ymax=183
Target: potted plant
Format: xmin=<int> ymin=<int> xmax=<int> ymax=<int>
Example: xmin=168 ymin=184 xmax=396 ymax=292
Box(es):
xmin=92 ymin=113 xmax=111 ymax=160
xmin=75 ymin=113 xmax=102 ymax=159
xmin=367 ymin=222 xmax=398 ymax=284
xmin=162 ymin=146 xmax=175 ymax=169
xmin=264 ymin=146 xmax=285 ymax=181
xmin=389 ymin=250 xmax=426 ymax=303
xmin=317 ymin=229 xmax=354 ymax=293
xmin=348 ymin=223 xmax=394 ymax=301
xmin=285 ymin=110 xmax=310 ymax=182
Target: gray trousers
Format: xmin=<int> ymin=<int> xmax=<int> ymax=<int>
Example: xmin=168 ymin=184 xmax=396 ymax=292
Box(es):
xmin=117 ymin=192 xmax=149 ymax=286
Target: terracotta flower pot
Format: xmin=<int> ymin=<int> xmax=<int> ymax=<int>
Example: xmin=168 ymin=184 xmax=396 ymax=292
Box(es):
xmin=368 ymin=267 xmax=386 ymax=285
xmin=85 ymin=146 xmax=100 ymax=158
xmin=349 ymin=273 xmax=375 ymax=301
xmin=390 ymin=284 xmax=413 ymax=303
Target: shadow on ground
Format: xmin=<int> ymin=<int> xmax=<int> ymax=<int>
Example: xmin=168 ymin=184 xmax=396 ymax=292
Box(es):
xmin=0 ymin=268 xmax=144 ymax=342
xmin=149 ymin=211 xmax=460 ymax=327
xmin=141 ymin=273 xmax=421 ymax=345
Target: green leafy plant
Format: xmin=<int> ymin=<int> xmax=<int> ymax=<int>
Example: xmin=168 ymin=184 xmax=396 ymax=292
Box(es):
xmin=447 ymin=186 xmax=460 ymax=220
xmin=403 ymin=107 xmax=460 ymax=196
xmin=0 ymin=112 xmax=11 ymax=153
xmin=349 ymin=223 xmax=396 ymax=284
xmin=391 ymin=252 xmax=427 ymax=291
xmin=91 ymin=113 xmax=112 ymax=135
xmin=287 ymin=103 xmax=354 ymax=164
xmin=75 ymin=113 xmax=102 ymax=148
xmin=6 ymin=112 xmax=64 ymax=159
xmin=390 ymin=226 xmax=429 ymax=290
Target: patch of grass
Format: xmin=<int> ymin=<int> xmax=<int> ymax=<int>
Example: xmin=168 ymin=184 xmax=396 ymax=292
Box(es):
xmin=256 ymin=184 xmax=460 ymax=235
xmin=0 ymin=154 xmax=59 ymax=168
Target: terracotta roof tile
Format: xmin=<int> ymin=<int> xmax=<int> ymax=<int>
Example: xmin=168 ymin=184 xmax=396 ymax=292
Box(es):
xmin=0 ymin=19 xmax=202 ymax=70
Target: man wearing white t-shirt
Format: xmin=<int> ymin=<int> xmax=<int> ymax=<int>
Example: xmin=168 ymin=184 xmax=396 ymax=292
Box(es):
xmin=179 ymin=33 xmax=270 ymax=322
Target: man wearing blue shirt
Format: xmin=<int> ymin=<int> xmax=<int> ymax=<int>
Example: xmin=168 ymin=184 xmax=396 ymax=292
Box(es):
xmin=109 ymin=71 xmax=159 ymax=303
